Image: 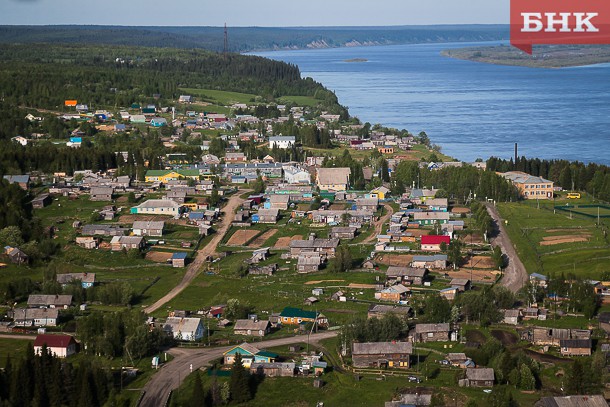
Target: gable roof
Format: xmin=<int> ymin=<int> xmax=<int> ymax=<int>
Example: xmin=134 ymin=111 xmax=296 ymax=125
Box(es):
xmin=27 ymin=294 xmax=72 ymax=307
xmin=352 ymin=341 xmax=413 ymax=355
xmin=33 ymin=334 xmax=76 ymax=348
xmin=279 ymin=307 xmax=318 ymax=319
xmin=224 ymin=342 xmax=261 ymax=357
xmin=317 ymin=167 xmax=351 ymax=186
xmin=56 ymin=273 xmax=95 ymax=284
xmin=132 ymin=220 xmax=165 ymax=230
xmin=415 ymin=323 xmax=450 ymax=333
xmin=466 ymin=367 xmax=495 ymax=381
xmin=421 ymin=235 xmax=451 ymax=245
xmin=163 ymin=317 xmax=202 ymax=333
xmin=234 ymin=319 xmax=270 ymax=331
xmin=535 ymin=395 xmax=608 ymax=407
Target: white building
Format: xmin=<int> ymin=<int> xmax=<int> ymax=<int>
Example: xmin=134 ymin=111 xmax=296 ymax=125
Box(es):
xmin=283 ymin=166 xmax=311 ymax=184
xmin=163 ymin=317 xmax=205 ymax=342
xmin=269 ymin=136 xmax=295 ymax=149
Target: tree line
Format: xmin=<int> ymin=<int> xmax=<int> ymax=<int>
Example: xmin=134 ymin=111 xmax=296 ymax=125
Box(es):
xmin=487 ymin=156 xmax=610 ymax=202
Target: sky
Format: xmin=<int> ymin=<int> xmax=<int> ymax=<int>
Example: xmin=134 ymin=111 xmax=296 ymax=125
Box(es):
xmin=1 ymin=0 xmax=509 ymax=26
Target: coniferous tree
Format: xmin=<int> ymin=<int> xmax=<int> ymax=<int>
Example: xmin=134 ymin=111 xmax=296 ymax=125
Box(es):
xmin=229 ymin=354 xmax=252 ymax=403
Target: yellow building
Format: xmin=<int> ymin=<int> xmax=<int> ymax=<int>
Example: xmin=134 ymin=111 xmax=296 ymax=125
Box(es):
xmin=145 ymin=170 xmax=200 ymax=182
xmin=499 ymin=171 xmax=554 ymax=200
xmin=316 ymin=167 xmax=351 ymax=192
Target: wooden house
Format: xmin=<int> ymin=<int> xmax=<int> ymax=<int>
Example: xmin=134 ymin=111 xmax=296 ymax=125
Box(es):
xmin=367 ymin=304 xmax=411 ymax=319
xmin=386 ymin=266 xmax=427 ymax=286
xmin=110 ymin=236 xmax=145 ymax=251
xmin=329 ymin=226 xmax=357 ymax=239
xmin=132 ymin=220 xmax=165 ymax=237
xmin=250 ymin=362 xmax=295 ymax=377
xmin=10 ymin=308 xmax=59 ymax=327
xmin=351 ymin=342 xmax=413 ymax=369
xmin=234 ymin=319 xmax=271 ymax=337
xmin=503 ymin=309 xmax=521 ymax=325
xmin=279 ymin=307 xmax=328 ymax=327
xmin=162 ymin=317 xmax=205 ymax=342
xmin=297 ymin=254 xmax=322 ymax=273
xmin=90 ymin=187 xmax=114 ymax=201
xmin=27 ymin=294 xmax=72 ymax=309
xmin=223 ymin=343 xmax=278 ymax=368
xmin=463 ymin=368 xmax=495 ymax=387
xmin=413 ymin=323 xmax=451 ymax=343
xmin=450 ymin=278 xmax=471 ymax=292
xmin=560 ymin=339 xmax=592 ymax=356
xmin=377 ymin=284 xmax=410 ymax=303
xmin=412 ymin=254 xmax=448 ymax=270
xmin=171 ymin=252 xmax=188 ymax=268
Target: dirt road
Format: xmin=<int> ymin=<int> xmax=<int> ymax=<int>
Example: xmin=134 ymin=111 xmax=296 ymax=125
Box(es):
xmin=144 ymin=191 xmax=246 ymax=314
xmin=363 ymin=203 xmax=394 ymax=243
xmin=138 ymin=331 xmax=338 ymax=407
xmin=485 ymin=203 xmax=528 ymax=292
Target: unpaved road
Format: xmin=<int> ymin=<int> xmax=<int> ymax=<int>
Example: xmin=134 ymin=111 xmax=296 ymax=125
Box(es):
xmin=485 ymin=203 xmax=528 ymax=292
xmin=144 ymin=191 xmax=247 ymax=314
xmin=363 ymin=203 xmax=394 ymax=243
xmin=139 ymin=331 xmax=338 ymax=407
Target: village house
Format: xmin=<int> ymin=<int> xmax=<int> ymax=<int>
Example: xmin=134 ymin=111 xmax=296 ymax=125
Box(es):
xmin=31 ymin=193 xmax=52 ymax=209
xmin=279 ymin=307 xmax=328 ymax=327
xmin=500 ymin=171 xmax=554 ymax=200
xmin=297 ymin=254 xmax=323 ymax=273
xmin=329 ymin=226 xmax=357 ymax=239
xmin=450 ymin=278 xmax=471 ymax=292
xmin=248 ymin=247 xmax=270 ymax=264
xmin=423 ymin=198 xmax=449 ymax=212
xmin=223 ymin=343 xmax=277 ymax=368
xmin=34 ymin=334 xmax=77 ymax=358
xmin=367 ymin=304 xmax=412 ymax=319
xmin=440 ymin=287 xmax=459 ymax=301
xmin=534 ymin=395 xmax=608 ymax=407
xmin=599 ymin=312 xmax=610 ymax=335
xmin=446 ymin=353 xmax=474 ymax=368
xmin=354 ymin=197 xmax=379 ymax=212
xmin=163 ymin=317 xmax=205 ymax=341
xmin=265 ymin=194 xmax=290 ymax=210
xmin=90 ymin=187 xmax=114 ymax=201
xmin=529 ymin=273 xmax=548 ymax=288
xmin=316 ymin=167 xmax=351 ymax=192
xmin=250 ymin=362 xmax=296 ymax=377
xmin=75 ymin=236 xmax=98 ymax=249
xmin=4 ymin=246 xmax=28 ymax=264
xmin=171 ymin=252 xmax=188 ymax=268
xmin=234 ymin=319 xmax=271 ymax=337
xmin=412 ymin=254 xmax=448 ymax=269
xmin=421 ymin=235 xmax=451 ymax=252
xmin=462 ymin=368 xmax=495 ymax=387
xmin=131 ymin=199 xmax=182 ymax=217
xmin=525 ymin=327 xmax=591 ymax=346
xmin=290 ymin=238 xmax=339 ymax=258
xmin=252 ymin=208 xmax=280 ymax=224
xmin=225 ymin=152 xmax=247 ymax=163
xmin=3 ymin=175 xmax=30 ymax=190
xmin=166 ymin=190 xmax=187 ymax=204
xmin=132 ymin=220 xmax=165 ymax=237
xmin=10 ymin=308 xmax=59 ymax=327
xmin=377 ymin=284 xmax=410 ymax=303
xmin=81 ymin=224 xmax=127 ymax=236
xmin=503 ymin=309 xmax=521 ymax=325
xmin=352 ymin=342 xmax=413 ymax=369
xmin=110 ymin=236 xmax=146 ymax=251
xmin=310 ymin=209 xmax=375 ymax=225
xmin=412 ymin=211 xmax=450 ymax=226
xmin=386 ymin=266 xmax=428 ymax=286
xmin=560 ymin=339 xmax=592 ymax=356
xmin=56 ymin=273 xmax=95 ymax=288
xmin=522 ymin=307 xmax=540 ymax=320
xmin=27 ymin=294 xmax=72 ymax=309
xmin=413 ymin=323 xmax=451 ymax=343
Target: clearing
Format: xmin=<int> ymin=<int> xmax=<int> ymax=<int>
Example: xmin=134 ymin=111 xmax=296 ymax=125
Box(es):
xmin=274 ymin=235 xmax=302 ymax=249
xmin=463 ymin=256 xmax=495 ymax=269
xmin=249 ymin=229 xmax=278 ymax=248
xmin=226 ymin=229 xmax=260 ymax=246
xmin=145 ymin=251 xmax=173 ymax=263
xmin=376 ymin=254 xmax=413 ymax=267
xmin=539 ymin=234 xmax=591 ymax=246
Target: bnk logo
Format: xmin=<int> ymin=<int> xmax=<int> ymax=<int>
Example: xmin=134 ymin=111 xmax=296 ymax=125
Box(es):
xmin=511 ymin=0 xmax=610 ymax=54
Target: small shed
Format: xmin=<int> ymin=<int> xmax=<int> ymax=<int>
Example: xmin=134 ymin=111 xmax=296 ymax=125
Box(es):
xmin=171 ymin=252 xmax=188 ymax=268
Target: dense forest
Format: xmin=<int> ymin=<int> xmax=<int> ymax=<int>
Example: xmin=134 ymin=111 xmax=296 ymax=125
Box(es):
xmin=487 ymin=156 xmax=610 ymax=202
xmin=0 ymin=43 xmax=345 ymax=114
xmin=0 ymin=25 xmax=509 ymax=52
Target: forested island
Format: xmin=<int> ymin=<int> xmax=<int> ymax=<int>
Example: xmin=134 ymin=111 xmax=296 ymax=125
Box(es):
xmin=441 ymin=44 xmax=610 ymax=68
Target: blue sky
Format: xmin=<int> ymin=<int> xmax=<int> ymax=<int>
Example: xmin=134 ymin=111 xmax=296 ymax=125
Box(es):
xmin=1 ymin=0 xmax=509 ymax=26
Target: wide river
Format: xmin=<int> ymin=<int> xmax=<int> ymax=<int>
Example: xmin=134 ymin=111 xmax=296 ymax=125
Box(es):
xmin=256 ymin=42 xmax=610 ymax=165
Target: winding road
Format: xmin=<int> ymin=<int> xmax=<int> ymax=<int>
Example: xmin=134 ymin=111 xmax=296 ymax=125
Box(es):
xmin=138 ymin=331 xmax=338 ymax=407
xmin=363 ymin=203 xmax=394 ymax=243
xmin=485 ymin=203 xmax=528 ymax=292
xmin=144 ymin=191 xmax=247 ymax=314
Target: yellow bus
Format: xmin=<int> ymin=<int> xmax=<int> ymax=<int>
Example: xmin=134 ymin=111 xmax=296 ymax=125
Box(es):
xmin=567 ymin=192 xmax=581 ymax=199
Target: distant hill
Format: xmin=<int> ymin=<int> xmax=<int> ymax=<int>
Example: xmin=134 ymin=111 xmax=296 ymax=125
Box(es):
xmin=0 ymin=25 xmax=509 ymax=52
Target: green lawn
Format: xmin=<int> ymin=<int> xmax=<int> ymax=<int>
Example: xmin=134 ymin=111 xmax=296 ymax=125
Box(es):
xmin=179 ymin=88 xmax=258 ymax=106
xmin=497 ymin=200 xmax=610 ymax=279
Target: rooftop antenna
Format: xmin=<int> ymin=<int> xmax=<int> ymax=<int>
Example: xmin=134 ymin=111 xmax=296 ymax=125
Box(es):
xmin=223 ymin=23 xmax=229 ymax=56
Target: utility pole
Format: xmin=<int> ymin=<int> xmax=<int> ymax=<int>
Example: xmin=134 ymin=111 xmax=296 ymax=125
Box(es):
xmin=223 ymin=23 xmax=229 ymax=56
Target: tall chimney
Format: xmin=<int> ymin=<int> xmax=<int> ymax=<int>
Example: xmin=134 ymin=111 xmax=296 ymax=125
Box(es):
xmin=514 ymin=143 xmax=518 ymax=169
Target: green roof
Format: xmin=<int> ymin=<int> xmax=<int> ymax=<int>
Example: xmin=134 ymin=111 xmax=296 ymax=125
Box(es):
xmin=256 ymin=350 xmax=278 ymax=358
xmin=146 ymin=170 xmax=172 ymax=176
xmin=177 ymin=170 xmax=200 ymax=177
xmin=280 ymin=307 xmax=318 ymax=319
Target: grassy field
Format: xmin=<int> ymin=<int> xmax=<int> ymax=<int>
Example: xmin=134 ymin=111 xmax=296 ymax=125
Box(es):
xmin=497 ymin=198 xmax=610 ymax=279
xmin=179 ymin=88 xmax=258 ymax=106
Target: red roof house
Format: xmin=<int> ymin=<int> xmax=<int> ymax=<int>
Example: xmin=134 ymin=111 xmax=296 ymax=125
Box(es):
xmin=33 ymin=334 xmax=77 ymax=358
xmin=421 ymin=235 xmax=451 ymax=252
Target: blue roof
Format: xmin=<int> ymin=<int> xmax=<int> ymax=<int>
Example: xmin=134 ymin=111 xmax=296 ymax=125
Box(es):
xmin=3 ymin=175 xmax=30 ymax=184
xmin=189 ymin=212 xmax=205 ymax=220
xmin=70 ymin=137 xmax=82 ymax=143
xmin=530 ymin=273 xmax=547 ymax=280
xmin=412 ymin=254 xmax=448 ymax=261
xmin=172 ymin=252 xmax=188 ymax=260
